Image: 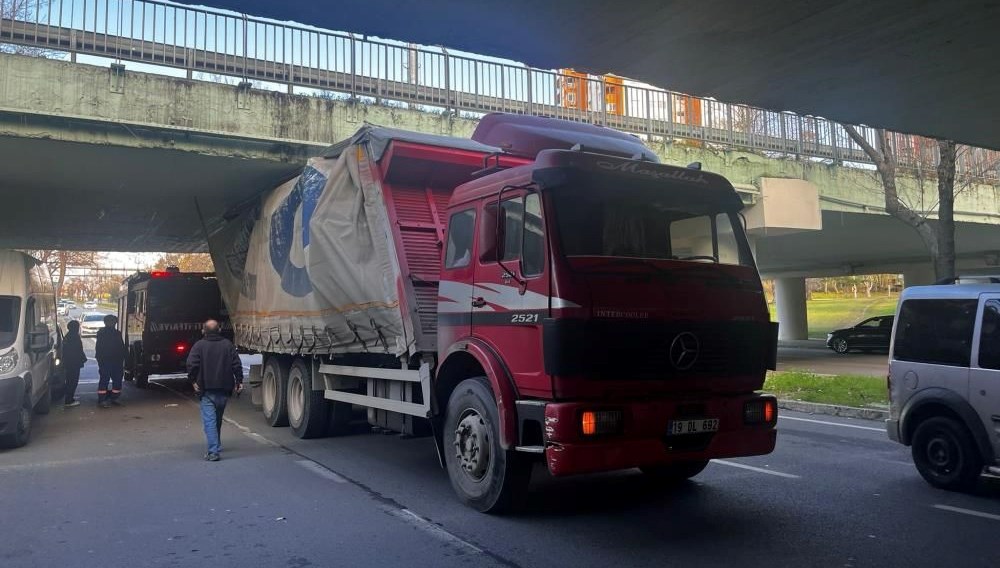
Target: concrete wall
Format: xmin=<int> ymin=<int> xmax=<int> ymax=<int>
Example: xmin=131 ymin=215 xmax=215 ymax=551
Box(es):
xmin=1 ymin=52 xmax=998 ymax=226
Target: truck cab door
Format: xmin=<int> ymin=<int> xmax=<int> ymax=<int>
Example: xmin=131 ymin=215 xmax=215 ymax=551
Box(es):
xmin=472 ymin=192 xmax=550 ymax=398
xmin=438 ymin=208 xmax=478 ymax=348
xmin=971 ymin=296 xmax=1000 ymax=464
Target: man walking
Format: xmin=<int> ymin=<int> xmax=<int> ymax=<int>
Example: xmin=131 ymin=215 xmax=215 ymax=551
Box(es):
xmin=187 ymin=320 xmax=243 ymax=462
xmin=95 ymin=315 xmax=126 ymax=408
xmin=62 ymin=320 xmax=87 ymax=408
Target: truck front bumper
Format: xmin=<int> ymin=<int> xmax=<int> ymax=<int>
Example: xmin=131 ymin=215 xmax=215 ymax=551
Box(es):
xmin=541 ymin=393 xmax=777 ymax=477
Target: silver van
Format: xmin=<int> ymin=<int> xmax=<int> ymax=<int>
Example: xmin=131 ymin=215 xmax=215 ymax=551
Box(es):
xmin=887 ymin=283 xmax=1000 ymax=490
xmin=0 ymin=250 xmax=61 ymax=448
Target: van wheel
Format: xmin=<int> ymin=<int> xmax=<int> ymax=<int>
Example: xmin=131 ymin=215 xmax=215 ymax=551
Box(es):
xmin=640 ymin=460 xmax=710 ymax=483
xmin=444 ymin=377 xmax=531 ymax=513
xmin=0 ymin=387 xmax=32 ymax=448
xmin=911 ymin=416 xmax=982 ymax=491
xmin=262 ymin=356 xmax=290 ymax=427
xmin=287 ymin=358 xmax=329 ymax=439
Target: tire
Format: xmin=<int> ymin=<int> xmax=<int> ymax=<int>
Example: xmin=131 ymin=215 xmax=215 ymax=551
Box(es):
xmin=832 ymin=337 xmax=850 ymax=354
xmin=0 ymin=387 xmax=32 ymax=449
xmin=287 ymin=358 xmax=329 ymax=439
xmin=34 ymin=382 xmax=51 ymax=415
xmin=640 ymin=460 xmax=710 ymax=483
xmin=262 ymin=356 xmax=290 ymax=427
xmin=444 ymin=377 xmax=531 ymax=513
xmin=135 ymin=371 xmax=149 ymax=389
xmin=911 ymin=416 xmax=982 ymax=491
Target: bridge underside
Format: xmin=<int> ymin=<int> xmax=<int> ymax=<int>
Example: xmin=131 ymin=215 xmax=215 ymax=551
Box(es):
xmin=0 ymin=135 xmax=300 ymax=252
xmin=174 ymin=0 xmax=1000 ymax=150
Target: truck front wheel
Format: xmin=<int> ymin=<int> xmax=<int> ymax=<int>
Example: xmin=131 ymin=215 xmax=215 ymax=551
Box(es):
xmin=444 ymin=377 xmax=531 ymax=513
xmin=640 ymin=460 xmax=710 ymax=483
xmin=262 ymin=356 xmax=290 ymax=427
xmin=287 ymin=358 xmax=329 ymax=439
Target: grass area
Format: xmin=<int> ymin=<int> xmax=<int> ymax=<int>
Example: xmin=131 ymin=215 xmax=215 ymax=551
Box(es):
xmin=764 ymin=371 xmax=888 ymax=408
xmin=768 ymin=293 xmax=898 ymax=338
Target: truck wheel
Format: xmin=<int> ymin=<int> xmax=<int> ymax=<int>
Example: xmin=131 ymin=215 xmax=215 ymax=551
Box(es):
xmin=262 ymin=356 xmax=290 ymax=427
xmin=444 ymin=377 xmax=531 ymax=513
xmin=911 ymin=416 xmax=982 ymax=491
xmin=0 ymin=386 xmax=32 ymax=449
xmin=640 ymin=460 xmax=710 ymax=483
xmin=287 ymin=358 xmax=329 ymax=439
xmin=135 ymin=372 xmax=149 ymax=389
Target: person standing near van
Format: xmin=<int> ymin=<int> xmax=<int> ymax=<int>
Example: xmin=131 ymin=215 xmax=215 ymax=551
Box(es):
xmin=95 ymin=314 xmax=126 ymax=408
xmin=187 ymin=320 xmax=243 ymax=462
xmin=61 ymin=320 xmax=87 ymax=408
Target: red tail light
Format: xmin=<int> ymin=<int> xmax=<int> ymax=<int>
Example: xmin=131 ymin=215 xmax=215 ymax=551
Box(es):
xmin=175 ymin=343 xmax=187 ymax=353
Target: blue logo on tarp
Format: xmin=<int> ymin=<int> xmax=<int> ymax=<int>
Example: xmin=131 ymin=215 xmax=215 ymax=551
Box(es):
xmin=270 ymin=166 xmax=325 ymax=297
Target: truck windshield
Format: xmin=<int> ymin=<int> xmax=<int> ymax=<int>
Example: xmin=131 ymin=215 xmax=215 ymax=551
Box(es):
xmin=0 ymin=296 xmax=20 ymax=349
xmin=551 ymin=185 xmax=751 ymax=266
xmin=147 ymin=279 xmax=224 ymax=322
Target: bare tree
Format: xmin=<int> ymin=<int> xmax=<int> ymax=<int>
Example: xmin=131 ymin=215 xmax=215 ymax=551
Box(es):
xmin=28 ymin=250 xmax=99 ymax=298
xmin=153 ymin=253 xmax=214 ymax=272
xmin=842 ymin=125 xmax=958 ymax=282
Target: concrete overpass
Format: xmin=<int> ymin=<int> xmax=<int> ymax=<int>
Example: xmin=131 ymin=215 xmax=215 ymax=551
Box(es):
xmin=2 ymin=53 xmax=1000 ymax=339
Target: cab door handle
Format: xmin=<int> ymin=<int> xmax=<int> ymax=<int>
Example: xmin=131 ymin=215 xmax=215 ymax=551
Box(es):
xmin=471 ymin=297 xmax=486 ymax=308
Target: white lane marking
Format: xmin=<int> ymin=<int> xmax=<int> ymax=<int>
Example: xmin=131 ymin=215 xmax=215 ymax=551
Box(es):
xmin=0 ymin=450 xmax=181 ymax=472
xmin=387 ymin=508 xmax=483 ymax=555
xmin=779 ymin=415 xmax=885 ymax=432
xmin=933 ymin=504 xmax=1000 ymax=522
xmin=713 ymin=459 xmax=800 ymax=479
xmin=295 ymin=459 xmax=348 ymax=484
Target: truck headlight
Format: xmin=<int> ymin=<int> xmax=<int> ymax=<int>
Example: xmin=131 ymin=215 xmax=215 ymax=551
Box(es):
xmin=0 ymin=349 xmax=18 ymax=374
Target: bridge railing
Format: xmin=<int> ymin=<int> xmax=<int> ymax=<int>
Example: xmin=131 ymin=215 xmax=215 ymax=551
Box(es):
xmin=2 ymin=0 xmax=998 ymax=181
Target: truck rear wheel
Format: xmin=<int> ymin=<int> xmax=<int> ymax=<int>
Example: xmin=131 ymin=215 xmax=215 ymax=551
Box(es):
xmin=444 ymin=377 xmax=531 ymax=513
xmin=262 ymin=356 xmax=290 ymax=427
xmin=287 ymin=358 xmax=329 ymax=439
xmin=640 ymin=460 xmax=710 ymax=483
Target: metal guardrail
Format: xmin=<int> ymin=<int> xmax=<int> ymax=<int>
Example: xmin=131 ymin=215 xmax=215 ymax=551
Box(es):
xmin=2 ymin=0 xmax=998 ymax=181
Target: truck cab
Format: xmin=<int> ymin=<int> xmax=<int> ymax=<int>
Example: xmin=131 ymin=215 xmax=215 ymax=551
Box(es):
xmin=118 ymin=267 xmax=230 ymax=388
xmin=435 ymin=116 xmax=778 ymax=508
xmin=0 ymin=250 xmax=60 ymax=448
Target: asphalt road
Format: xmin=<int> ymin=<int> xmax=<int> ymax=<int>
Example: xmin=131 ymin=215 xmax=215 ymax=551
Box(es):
xmin=2 ymin=360 xmax=998 ymax=567
xmin=777 ymin=345 xmax=888 ymax=377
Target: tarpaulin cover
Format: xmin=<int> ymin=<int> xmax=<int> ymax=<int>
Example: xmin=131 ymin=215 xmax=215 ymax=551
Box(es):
xmin=208 ymin=138 xmax=410 ymax=357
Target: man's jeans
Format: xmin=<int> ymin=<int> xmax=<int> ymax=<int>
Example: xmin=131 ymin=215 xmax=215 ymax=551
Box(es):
xmin=199 ymin=390 xmax=230 ymax=455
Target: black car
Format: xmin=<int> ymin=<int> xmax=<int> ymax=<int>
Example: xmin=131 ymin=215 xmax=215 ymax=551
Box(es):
xmin=826 ymin=315 xmax=894 ymax=354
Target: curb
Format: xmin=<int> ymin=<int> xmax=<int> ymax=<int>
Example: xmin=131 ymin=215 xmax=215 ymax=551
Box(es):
xmin=777 ymin=399 xmax=889 ymax=422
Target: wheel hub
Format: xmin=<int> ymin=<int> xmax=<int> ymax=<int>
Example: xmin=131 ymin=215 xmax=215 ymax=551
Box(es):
xmin=453 ymin=411 xmax=491 ymax=480
xmin=927 ymin=437 xmax=954 ymax=470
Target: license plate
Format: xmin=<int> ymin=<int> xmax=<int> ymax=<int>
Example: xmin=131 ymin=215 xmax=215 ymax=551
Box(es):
xmin=668 ymin=418 xmax=719 ymax=435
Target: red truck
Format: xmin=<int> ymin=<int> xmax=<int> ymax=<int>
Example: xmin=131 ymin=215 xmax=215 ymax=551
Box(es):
xmin=210 ymin=114 xmax=778 ymax=512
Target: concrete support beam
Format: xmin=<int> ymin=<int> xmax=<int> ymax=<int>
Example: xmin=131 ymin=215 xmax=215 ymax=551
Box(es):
xmin=775 ymin=277 xmax=809 ymax=341
xmin=903 ymin=265 xmax=937 ymax=287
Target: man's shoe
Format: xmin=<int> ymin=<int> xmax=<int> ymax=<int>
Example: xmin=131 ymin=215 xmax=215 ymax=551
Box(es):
xmin=64 ymin=401 xmax=81 ymax=408
xmin=206 ymin=453 xmax=220 ymax=462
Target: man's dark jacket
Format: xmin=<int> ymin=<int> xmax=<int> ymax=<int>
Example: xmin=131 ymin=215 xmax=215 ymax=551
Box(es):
xmin=187 ymin=332 xmax=243 ymax=392
xmin=62 ymin=330 xmax=87 ymax=369
xmin=95 ymin=327 xmax=125 ymax=367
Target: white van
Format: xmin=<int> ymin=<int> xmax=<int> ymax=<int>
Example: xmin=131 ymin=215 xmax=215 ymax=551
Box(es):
xmin=887 ymin=283 xmax=1000 ymax=490
xmin=0 ymin=251 xmax=61 ymax=448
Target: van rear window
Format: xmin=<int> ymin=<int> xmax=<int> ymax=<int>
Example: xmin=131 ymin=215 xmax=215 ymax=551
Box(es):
xmin=0 ymin=296 xmax=20 ymax=350
xmin=894 ymin=299 xmax=977 ymax=367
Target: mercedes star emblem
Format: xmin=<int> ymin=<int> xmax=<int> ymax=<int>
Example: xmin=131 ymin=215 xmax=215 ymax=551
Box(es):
xmin=669 ymin=332 xmax=700 ymax=370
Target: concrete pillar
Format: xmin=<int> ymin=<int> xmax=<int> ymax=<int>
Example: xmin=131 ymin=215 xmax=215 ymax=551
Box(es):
xmin=902 ymin=265 xmax=936 ymax=287
xmin=775 ymin=277 xmax=809 ymax=341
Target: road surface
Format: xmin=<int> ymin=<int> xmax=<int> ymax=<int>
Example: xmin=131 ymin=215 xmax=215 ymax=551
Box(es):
xmin=1 ymin=359 xmax=997 ymax=567
xmin=777 ymin=345 xmax=888 ymax=377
